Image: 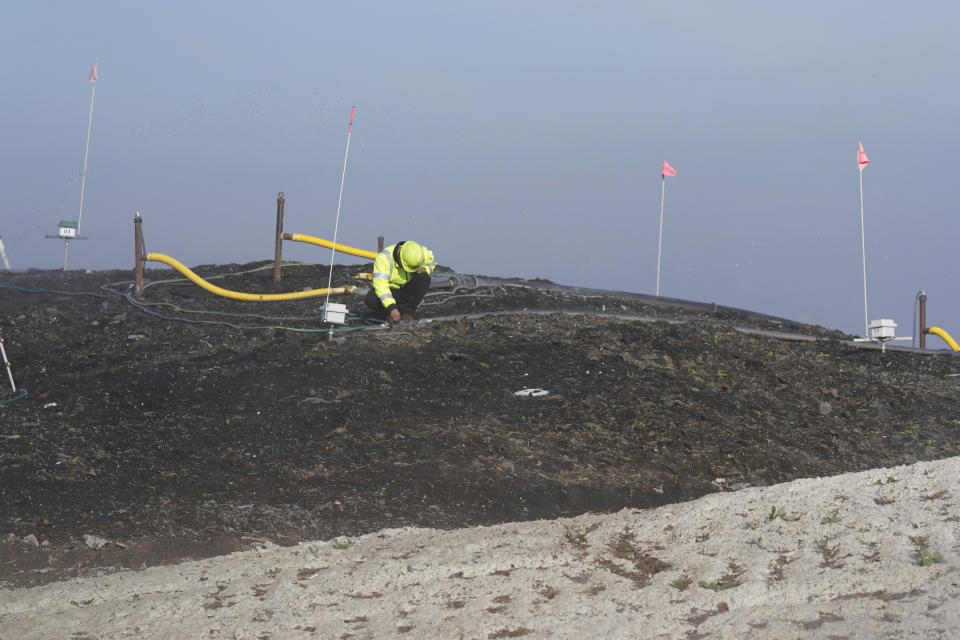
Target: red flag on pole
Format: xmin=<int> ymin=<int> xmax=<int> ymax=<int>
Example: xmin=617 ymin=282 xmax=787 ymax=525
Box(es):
xmin=661 ymin=160 xmax=677 ymax=178
xmin=88 ymin=59 xmax=98 ymax=83
xmin=857 ymin=141 xmax=869 ymax=171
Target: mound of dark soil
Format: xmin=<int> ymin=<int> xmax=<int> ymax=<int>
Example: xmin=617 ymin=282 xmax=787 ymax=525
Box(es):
xmin=2 ymin=261 xmax=959 ymax=587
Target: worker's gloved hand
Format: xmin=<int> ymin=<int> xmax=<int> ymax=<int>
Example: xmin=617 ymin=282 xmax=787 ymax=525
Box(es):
xmin=389 ymin=308 xmax=402 ymax=323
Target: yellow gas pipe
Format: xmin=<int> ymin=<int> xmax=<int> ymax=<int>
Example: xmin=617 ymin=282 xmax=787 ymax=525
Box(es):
xmin=282 ymin=233 xmax=378 ymax=260
xmin=926 ymin=326 xmax=960 ymax=352
xmin=144 ymin=252 xmax=356 ymax=301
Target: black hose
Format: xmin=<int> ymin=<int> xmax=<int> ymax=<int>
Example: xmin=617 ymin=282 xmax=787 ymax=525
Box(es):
xmin=434 ymin=274 xmax=803 ymax=327
xmin=0 ymin=388 xmax=28 ymax=405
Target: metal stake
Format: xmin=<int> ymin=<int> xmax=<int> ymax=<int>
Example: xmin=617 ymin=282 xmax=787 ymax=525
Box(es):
xmin=274 ymin=192 xmax=285 ymax=286
xmin=0 ymin=332 xmax=16 ymax=392
xmin=134 ymin=212 xmax=145 ymax=295
xmin=919 ymin=291 xmax=927 ymax=349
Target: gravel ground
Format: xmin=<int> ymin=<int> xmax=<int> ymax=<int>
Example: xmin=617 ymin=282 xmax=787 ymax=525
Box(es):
xmin=2 ymin=456 xmax=958 ymax=639
xmin=2 ymin=262 xmax=960 ymax=638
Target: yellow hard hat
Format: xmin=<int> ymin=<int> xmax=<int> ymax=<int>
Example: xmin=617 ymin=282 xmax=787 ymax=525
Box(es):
xmin=399 ymin=242 xmax=425 ymax=272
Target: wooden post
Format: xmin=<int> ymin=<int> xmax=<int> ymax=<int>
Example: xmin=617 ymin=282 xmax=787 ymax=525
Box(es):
xmin=377 ymin=236 xmax=384 ymax=252
xmin=134 ymin=212 xmax=144 ymax=296
xmin=274 ymin=192 xmax=285 ymax=286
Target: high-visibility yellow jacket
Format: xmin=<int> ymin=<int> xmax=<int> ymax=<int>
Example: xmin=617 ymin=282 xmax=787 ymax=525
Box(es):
xmin=371 ymin=242 xmax=436 ymax=311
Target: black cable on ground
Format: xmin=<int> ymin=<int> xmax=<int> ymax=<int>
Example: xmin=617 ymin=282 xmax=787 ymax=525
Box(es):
xmin=125 ymin=296 xmax=327 ymax=323
xmin=0 ymin=283 xmax=109 ymax=299
xmin=0 ymin=388 xmax=28 ymax=405
xmin=122 ymin=293 xmax=383 ymax=334
xmin=0 ymin=279 xmax=383 ymax=334
xmin=8 ymin=276 xmax=953 ymax=353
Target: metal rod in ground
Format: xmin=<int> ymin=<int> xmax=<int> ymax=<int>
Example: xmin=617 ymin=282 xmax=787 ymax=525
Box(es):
xmin=0 ymin=333 xmax=16 ymax=392
xmin=919 ymin=291 xmax=927 ymax=349
xmin=274 ymin=192 xmax=285 ymax=286
xmin=134 ymin=212 xmax=144 ymax=295
xmin=323 ymin=106 xmax=355 ymax=325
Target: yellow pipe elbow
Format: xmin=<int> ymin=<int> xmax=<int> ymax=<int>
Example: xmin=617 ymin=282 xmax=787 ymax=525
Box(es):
xmin=284 ymin=233 xmax=378 ymax=260
xmin=144 ymin=253 xmax=356 ymax=301
xmin=927 ymin=326 xmax=960 ymax=351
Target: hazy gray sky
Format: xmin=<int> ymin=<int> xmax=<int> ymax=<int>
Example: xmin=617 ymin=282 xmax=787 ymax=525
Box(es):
xmin=2 ymin=1 xmax=958 ymax=338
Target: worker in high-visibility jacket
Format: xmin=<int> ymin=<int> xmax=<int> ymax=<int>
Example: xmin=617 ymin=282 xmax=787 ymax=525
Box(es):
xmin=364 ymin=241 xmax=436 ymax=323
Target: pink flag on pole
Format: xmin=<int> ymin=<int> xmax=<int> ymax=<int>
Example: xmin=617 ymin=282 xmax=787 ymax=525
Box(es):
xmin=661 ymin=160 xmax=677 ymax=178
xmin=88 ymin=59 xmax=98 ymax=83
xmin=858 ymin=140 xmax=869 ymax=171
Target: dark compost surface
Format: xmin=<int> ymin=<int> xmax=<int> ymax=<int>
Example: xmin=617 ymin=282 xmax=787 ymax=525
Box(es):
xmin=2 ymin=261 xmax=960 ymax=588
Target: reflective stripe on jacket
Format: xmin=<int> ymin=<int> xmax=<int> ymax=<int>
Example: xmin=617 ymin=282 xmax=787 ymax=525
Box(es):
xmin=371 ymin=242 xmax=436 ymax=310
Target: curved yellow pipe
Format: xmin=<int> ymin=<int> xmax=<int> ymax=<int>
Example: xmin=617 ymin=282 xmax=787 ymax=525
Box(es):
xmin=927 ymin=326 xmax=960 ymax=351
xmin=145 ymin=253 xmax=356 ymax=301
xmin=283 ymin=233 xmax=378 ymax=260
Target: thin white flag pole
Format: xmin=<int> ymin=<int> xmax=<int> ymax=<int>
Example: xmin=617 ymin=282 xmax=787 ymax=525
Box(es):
xmin=323 ymin=106 xmax=355 ymax=318
xmin=656 ymin=177 xmax=666 ymax=296
xmin=858 ymin=140 xmax=869 ymax=337
xmin=77 ymin=66 xmax=97 ymax=232
xmin=66 ymin=59 xmax=98 ymax=270
xmin=656 ymin=160 xmax=676 ymax=296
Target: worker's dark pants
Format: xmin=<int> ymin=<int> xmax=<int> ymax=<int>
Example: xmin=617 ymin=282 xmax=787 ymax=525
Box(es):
xmin=364 ymin=273 xmax=431 ymax=319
